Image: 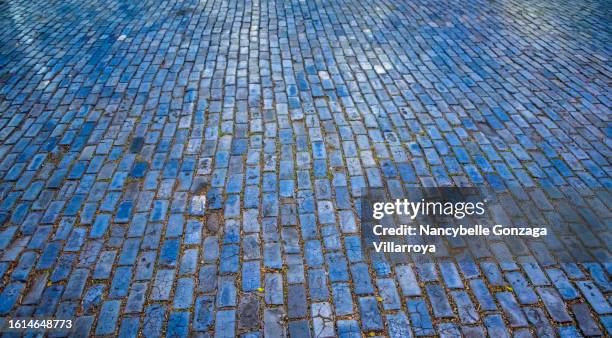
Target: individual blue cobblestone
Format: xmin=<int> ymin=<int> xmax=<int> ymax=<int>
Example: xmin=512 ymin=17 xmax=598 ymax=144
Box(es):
xmin=426 ymin=284 xmax=455 ymax=318
xmin=34 ymin=285 xmax=63 ymax=316
xmin=150 ymin=200 xmax=168 ymax=222
xmin=165 ymin=214 xmax=184 ymax=238
xmin=572 ymin=302 xmax=602 ymax=336
xmin=90 ymin=214 xmax=111 ymax=239
xmin=242 ymin=261 xmax=261 ymax=292
xmin=470 ymin=279 xmax=497 ymax=311
xmin=288 ymin=320 xmax=311 ymax=338
xmin=521 ymin=258 xmax=551 ymax=286
xmin=125 ymin=282 xmax=148 ymax=314
xmin=193 ymin=296 xmax=214 ymax=331
xmin=220 ymin=244 xmax=240 ymax=273
xmin=95 ymin=300 xmax=121 ymax=335
xmin=351 ymin=263 xmax=375 ymax=295
xmin=118 ymin=316 xmax=140 ymax=338
xmin=264 ymin=273 xmax=283 ymax=306
xmin=558 ymin=326 xmax=583 ymax=338
xmin=481 ymin=261 xmax=504 ymax=286
xmin=497 ymin=291 xmax=528 ymax=327
xmin=49 ymin=253 xmax=76 ymax=283
xmin=546 ymin=269 xmax=579 ymax=300
xmin=151 ymin=269 xmax=175 ymax=301
xmin=63 ymin=268 xmax=89 ymax=300
xmin=217 ymin=276 xmax=237 ymax=308
xmin=407 ymin=299 xmax=435 ymax=336
xmin=386 ymin=312 xmax=412 ymax=338
xmin=415 ymin=262 xmax=439 ymax=283
xmin=326 ymin=252 xmax=350 ymax=282
xmin=332 ymin=282 xmax=354 ymax=316
xmin=92 ymin=251 xmax=115 ymax=280
xmin=505 ymin=271 xmax=539 ymax=305
xmin=167 ymin=311 xmax=190 ymax=337
xmin=115 ymin=201 xmax=133 ymax=223
xmin=0 ymin=282 xmax=24 ymax=314
xmin=484 ymin=314 xmax=511 ymax=337
xmin=72 ymin=316 xmax=95 ymax=337
xmin=308 ymin=269 xmax=329 ymax=301
xmin=344 ymin=236 xmax=363 ymax=262
xmin=584 ymin=263 xmax=612 ymax=292
xmin=36 ymin=242 xmax=61 ymax=270
xmin=118 ymin=238 xmax=141 ymax=265
xmin=282 ymin=227 xmax=301 ymax=252
xmin=179 ymin=248 xmax=198 ymax=275
xmin=576 ymin=281 xmax=612 ymax=315
xmin=452 ymin=290 xmax=479 ymax=324
xmin=109 ymin=266 xmax=132 ymax=298
xmin=159 ymin=238 xmax=180 ymax=267
xmin=173 ymin=278 xmax=195 ymax=310
xmin=287 ymin=284 xmax=307 ymax=318
xmin=537 ymin=287 xmax=572 ymax=322
xmin=438 ymin=323 xmax=461 ymax=338
xmin=304 ymin=240 xmax=324 ymax=267
xmin=143 ymin=304 xmax=166 ymax=337
xmin=130 ymin=162 xmax=148 ymax=178
xmin=263 ymin=242 xmax=283 ymax=269
xmin=359 ymin=296 xmax=384 ymax=331
xmin=11 ymin=251 xmax=37 ymax=281
xmin=64 ymin=228 xmax=86 ymax=252
xmin=321 ymin=225 xmax=341 ymax=251
xmin=286 ymin=254 xmax=306 ymax=284
xmin=376 ymin=278 xmax=402 ymax=310
xmin=215 ymin=310 xmax=236 ymax=338
xmin=135 ymin=251 xmax=157 ymax=281
xmin=396 ymin=265 xmax=422 ymax=297
xmin=337 ymin=319 xmax=360 ymax=338
xmin=525 ymin=307 xmax=556 ymax=337
xmin=439 ymin=262 xmax=464 ymax=289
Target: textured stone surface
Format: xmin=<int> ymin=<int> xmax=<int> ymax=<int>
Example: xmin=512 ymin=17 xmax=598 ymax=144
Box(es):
xmin=0 ymin=0 xmax=610 ymax=336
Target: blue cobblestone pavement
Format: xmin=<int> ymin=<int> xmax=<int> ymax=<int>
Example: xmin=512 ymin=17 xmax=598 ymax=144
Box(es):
xmin=0 ymin=0 xmax=611 ymax=336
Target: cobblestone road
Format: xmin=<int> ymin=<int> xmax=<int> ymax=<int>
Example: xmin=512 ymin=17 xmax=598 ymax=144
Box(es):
xmin=0 ymin=0 xmax=610 ymax=336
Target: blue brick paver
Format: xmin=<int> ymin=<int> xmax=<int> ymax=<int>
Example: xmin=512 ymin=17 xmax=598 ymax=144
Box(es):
xmin=0 ymin=0 xmax=611 ymax=336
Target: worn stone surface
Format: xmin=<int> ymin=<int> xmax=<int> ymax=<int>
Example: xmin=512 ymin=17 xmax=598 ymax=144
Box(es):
xmin=0 ymin=0 xmax=610 ymax=336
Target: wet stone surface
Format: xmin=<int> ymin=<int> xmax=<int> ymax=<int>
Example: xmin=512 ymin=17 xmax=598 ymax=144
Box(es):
xmin=0 ymin=0 xmax=611 ymax=336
